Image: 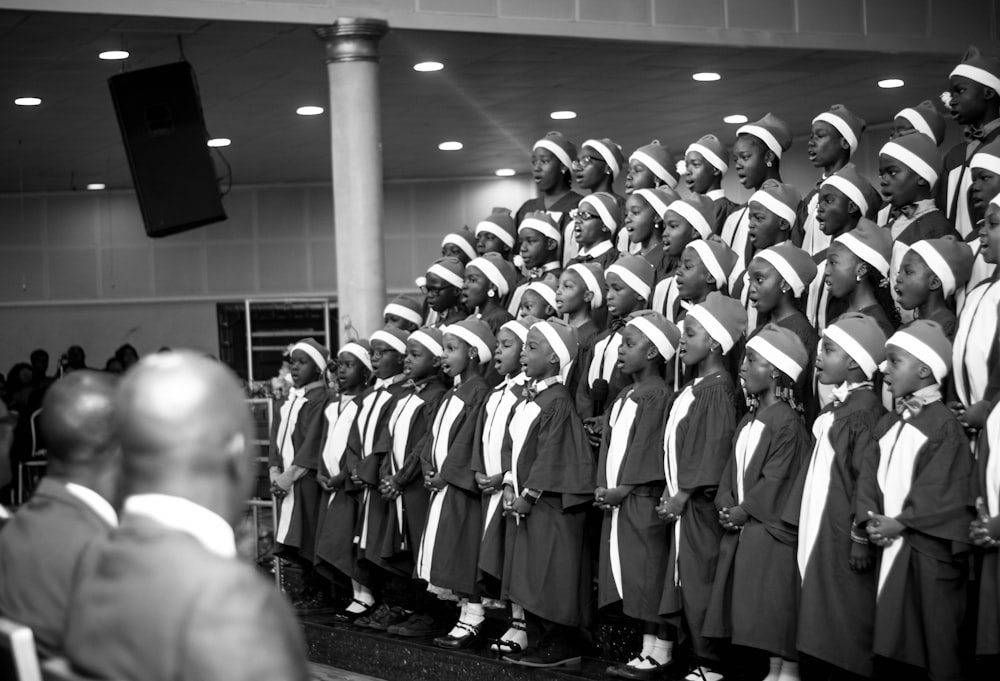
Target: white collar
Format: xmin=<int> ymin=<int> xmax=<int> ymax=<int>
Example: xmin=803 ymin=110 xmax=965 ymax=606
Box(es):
xmin=578 ymin=240 xmax=614 ymax=258
xmin=123 ymin=494 xmax=236 ymax=559
xmin=705 ymin=189 xmax=725 ymax=201
xmin=374 ymin=374 xmax=405 ymax=390
xmin=290 ymin=380 xmax=324 ymax=398
xmin=65 ymin=482 xmax=118 ymax=528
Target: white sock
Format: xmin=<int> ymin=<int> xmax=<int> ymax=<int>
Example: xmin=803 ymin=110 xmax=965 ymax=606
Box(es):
xmin=627 ymin=634 xmax=655 ymax=666
xmin=777 ymin=660 xmax=800 ymax=681
xmin=346 ymin=582 xmax=374 ymax=612
xmin=631 ymin=638 xmax=672 ymax=669
xmin=763 ymin=656 xmax=783 ymax=681
xmin=511 ymin=603 xmax=525 ymax=620
xmin=685 ymin=667 xmax=724 ymax=681
xmin=446 ymin=601 xmax=474 ymax=638
xmin=465 ymin=601 xmax=485 ymax=626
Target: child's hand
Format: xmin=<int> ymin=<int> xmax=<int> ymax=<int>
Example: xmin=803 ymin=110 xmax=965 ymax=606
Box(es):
xmin=476 ymin=472 xmax=504 ymax=494
xmin=660 ymin=495 xmax=685 ymax=521
xmin=718 ymin=505 xmax=747 ymax=531
xmin=510 ymin=496 xmax=533 ymax=517
xmin=866 ymin=511 xmax=904 ymax=546
xmin=350 ymin=467 xmax=363 ymax=486
xmin=381 ymin=476 xmax=401 ymax=500
xmin=316 ymin=471 xmax=334 ymax=492
xmin=970 ymin=497 xmax=1000 ymax=547
xmin=424 ymin=472 xmax=445 ymax=492
xmin=849 ymin=541 xmax=873 ymax=573
xmin=594 ymin=487 xmax=608 ymax=508
xmin=583 ymin=417 xmax=603 ymax=447
xmin=959 ymin=400 xmax=990 ymax=430
xmin=502 ymin=486 xmax=515 ymax=514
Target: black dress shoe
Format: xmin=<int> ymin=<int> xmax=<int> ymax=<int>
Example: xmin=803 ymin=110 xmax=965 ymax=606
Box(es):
xmin=432 ymin=621 xmax=480 ymax=650
xmin=505 ymin=642 xmax=581 ymax=669
xmin=326 ymin=598 xmax=374 ymax=624
xmin=390 ymin=613 xmax=449 ymax=638
xmin=607 ymin=657 xmax=673 ymax=679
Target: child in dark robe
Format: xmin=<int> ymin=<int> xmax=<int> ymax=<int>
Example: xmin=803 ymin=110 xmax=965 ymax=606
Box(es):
xmin=463 ymin=253 xmax=517 ymax=335
xmin=682 ymin=134 xmax=737 ymax=235
xmin=383 ymin=295 xmax=424 ymax=333
xmin=507 ymin=212 xmax=563 ymax=316
xmin=474 ymin=209 xmax=517 ymax=261
xmin=558 ymin=262 xmax=605 ymax=401
xmin=566 ymin=192 xmax=621 ymax=271
xmin=516 ymin=131 xmax=583 ymax=266
xmin=652 ymin=195 xmax=716 ymax=323
xmin=894 ymin=237 xmax=974 ymax=340
xmin=625 ymin=187 xmax=678 ymax=283
xmin=970 ymin=397 xmax=1000 ymax=675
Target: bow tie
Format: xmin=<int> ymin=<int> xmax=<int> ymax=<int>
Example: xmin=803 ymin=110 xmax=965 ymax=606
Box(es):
xmin=894 ymin=386 xmax=942 ymax=419
xmin=609 ymin=317 xmax=627 ymax=333
xmin=898 ymin=203 xmax=919 ymax=219
xmin=965 ymin=126 xmax=987 ymax=141
xmin=527 ymin=267 xmax=549 ymax=280
xmin=524 ymin=377 xmax=559 ymax=401
xmin=831 ymin=381 xmax=873 ymax=407
xmin=402 ymin=379 xmax=426 ymax=394
xmin=289 ymin=387 xmax=306 ymax=399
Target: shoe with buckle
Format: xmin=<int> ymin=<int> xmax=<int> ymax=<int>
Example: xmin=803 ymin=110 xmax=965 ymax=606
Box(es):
xmin=390 ymin=613 xmax=449 ymax=638
xmin=489 ymin=617 xmax=527 ymax=655
xmin=607 ymin=656 xmax=673 ymax=679
xmin=326 ymin=598 xmax=374 ymax=624
xmin=367 ymin=605 xmax=413 ymax=631
xmin=433 ymin=620 xmax=480 ymax=650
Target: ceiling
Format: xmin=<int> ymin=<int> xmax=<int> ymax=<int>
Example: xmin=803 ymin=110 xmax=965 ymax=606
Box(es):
xmin=0 ymin=8 xmax=963 ymax=194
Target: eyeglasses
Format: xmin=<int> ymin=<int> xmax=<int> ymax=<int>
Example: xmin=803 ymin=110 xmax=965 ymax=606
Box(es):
xmin=571 ymin=208 xmax=601 ymax=222
xmin=571 ymin=155 xmax=605 ymax=171
xmin=422 ymin=284 xmax=450 ymax=295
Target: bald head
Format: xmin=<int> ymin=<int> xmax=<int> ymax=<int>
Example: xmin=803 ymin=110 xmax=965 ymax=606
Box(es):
xmin=40 ymin=370 xmax=117 ymax=469
xmin=115 ymin=351 xmax=253 ymax=522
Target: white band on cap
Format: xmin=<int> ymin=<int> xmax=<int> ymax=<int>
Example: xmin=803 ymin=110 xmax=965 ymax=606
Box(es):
xmin=887 ymin=330 xmax=949 ymax=383
xmin=896 ymin=108 xmax=936 ymax=142
xmin=813 ymin=112 xmax=859 ymax=155
xmin=606 ymin=263 xmax=651 ymax=300
xmin=339 ymin=342 xmax=373 ymax=372
xmin=442 ymin=233 xmax=476 ymax=261
xmin=909 ymin=241 xmax=957 ymax=297
xmin=567 ymin=263 xmax=605 ymax=309
xmin=533 ymin=321 xmax=572 ymax=369
xmin=291 ymin=341 xmax=328 ymax=371
xmin=687 ymin=239 xmax=727 ymax=290
xmin=755 ymin=248 xmax=806 ymax=297
xmin=835 ymin=232 xmax=890 ymax=277
xmin=992 ymin=194 xmax=1000 ymax=210
xmin=583 ymin=139 xmax=622 ymax=177
xmin=383 ymin=302 xmax=423 ymax=327
xmin=526 ymin=281 xmax=559 ymax=311
xmin=427 ymin=263 xmax=465 ymax=289
xmin=879 ymin=141 xmax=939 ymax=186
xmin=627 ymin=316 xmax=677 ymax=361
xmin=634 ymin=188 xmax=671 ymax=219
xmin=971 ymin=151 xmax=1000 ymax=177
xmin=519 ymin=216 xmax=562 ymax=244
xmin=951 ymin=63 xmax=1000 ymax=97
xmin=534 ymin=139 xmax=573 ymax=170
xmin=667 ymin=200 xmax=713 ymax=239
xmin=822 ymin=175 xmax=870 ymax=216
xmin=748 ymin=189 xmax=798 ymax=226
xmin=686 ymin=143 xmax=728 ymax=174
xmin=746 ymin=335 xmax=804 ymax=381
xmin=685 ymin=305 xmax=738 ymax=353
xmin=500 ymin=320 xmax=529 ymax=343
xmin=630 ymin=150 xmax=678 ymax=188
xmin=370 ymin=330 xmax=407 ymax=355
xmin=468 ymin=257 xmax=510 ymax=296
xmin=475 ymin=219 xmax=515 ymax=248
xmin=444 ymin=324 xmax=492 ymax=364
xmin=580 ymin=194 xmax=618 ymax=229
xmin=737 ymin=124 xmax=784 ymax=158
xmin=409 ymin=330 xmax=443 ymax=357
xmin=822 ymin=325 xmax=877 ymax=379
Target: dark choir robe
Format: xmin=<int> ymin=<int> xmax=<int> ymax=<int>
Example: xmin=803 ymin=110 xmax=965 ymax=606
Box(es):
xmin=314 ymin=393 xmax=366 ymax=583
xmin=660 ymin=371 xmax=742 ymax=661
xmin=416 ymin=375 xmax=491 ymax=597
xmin=651 ymin=273 xmax=684 ymax=324
xmin=516 ymin=191 xmax=584 ymax=267
xmin=706 ymin=189 xmax=739 ymax=237
xmin=475 ymin=305 xmax=513 ymax=337
xmin=952 ymin=278 xmax=1000 ymax=411
xmin=976 ymin=398 xmax=1000 ymax=657
xmin=353 ymin=376 xmax=409 ymax=575
xmin=576 ymin=323 xmax=632 ymax=419
xmin=859 ymin=400 xmax=975 ymax=681
xmin=269 ymin=381 xmax=328 ymax=563
xmin=596 ymin=377 xmax=671 ymax=622
xmin=567 ymin=239 xmax=619 ymax=271
xmin=746 ymin=312 xmax=819 ymax=425
xmin=642 ymin=246 xmax=673 ymax=286
xmin=704 ymin=400 xmax=811 ymax=659
xmin=369 ymin=379 xmax=447 ymax=577
xmin=913 ymin=306 xmax=958 ymax=341
xmin=887 ymin=204 xmax=958 ymax=324
xmin=788 ymin=386 xmax=884 ymax=678
xmin=941 ymin=120 xmax=1000 ymax=242
xmin=565 ymin=318 xmax=601 ymax=403
xmin=805 ymin=246 xmax=844 ymax=332
xmin=471 ymin=373 xmax=526 ymax=598
xmin=502 ymin=380 xmax=595 ymax=628
xmin=507 ymin=261 xmax=561 ymax=316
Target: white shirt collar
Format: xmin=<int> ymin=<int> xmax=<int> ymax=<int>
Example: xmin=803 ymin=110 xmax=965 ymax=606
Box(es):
xmin=64 ymin=482 xmax=118 ymax=528
xmin=578 ymin=240 xmax=613 ymax=258
xmin=705 ymin=189 xmax=725 ymax=201
xmin=123 ymin=494 xmax=236 ymax=559
xmin=374 ymin=374 xmax=406 ymax=390
xmin=289 ymin=380 xmax=324 ymax=398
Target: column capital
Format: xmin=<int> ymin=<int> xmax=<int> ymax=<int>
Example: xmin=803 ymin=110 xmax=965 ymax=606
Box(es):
xmin=315 ymin=18 xmax=389 ymax=63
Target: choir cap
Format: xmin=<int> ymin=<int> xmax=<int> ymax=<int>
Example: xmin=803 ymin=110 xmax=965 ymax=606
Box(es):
xmin=519 ymin=211 xmax=562 ymax=244
xmin=338 ymin=339 xmax=372 ymax=372
xmin=813 ymin=104 xmax=866 ymax=156
xmin=667 ymin=195 xmax=716 ymax=240
xmin=408 ymin=327 xmax=444 ymax=358
xmin=499 ymin=316 xmax=536 ymax=344
xmin=370 ymin=326 xmax=409 ymax=355
xmin=526 ymin=279 xmax=559 ymax=312
xmin=421 ymin=256 xmax=465 ymax=289
xmin=606 ymin=255 xmax=656 ymax=300
xmin=291 ymin=338 xmax=330 ymax=371
xmin=626 ymin=310 xmax=680 ymax=362
xmin=737 ymin=113 xmax=793 ymax=159
xmin=579 ymin=192 xmax=622 ymax=232
xmin=821 ymin=312 xmax=886 ymax=379
xmin=630 ymin=140 xmax=679 ymax=189
xmin=950 ymin=45 xmax=1000 ymax=95
xmin=634 ymin=187 xmax=680 ymax=220
xmin=970 ymin=138 xmax=1000 ymax=177
xmin=567 ymin=262 xmax=607 ymax=309
xmin=581 ymin=138 xmax=626 ymax=178
xmin=530 ymin=318 xmax=579 ymax=370
xmin=383 ymin=294 xmax=424 ymax=327
xmin=444 ymin=317 xmax=497 ymax=364
xmin=533 ymin=131 xmax=577 ymax=170
xmin=879 ymin=133 xmax=943 ymax=187
xmin=833 ymin=218 xmax=893 ymax=278
xmin=748 ymin=179 xmax=801 ymax=226
xmin=685 ymin=134 xmax=729 ymax=174
xmin=753 ymin=242 xmax=818 ymax=298
xmin=820 ymin=163 xmax=881 ymax=218
xmin=475 ymin=210 xmax=517 ymax=249
xmin=894 ymin=101 xmax=947 ymax=146
xmin=685 ymin=291 xmax=747 ymax=354
xmin=686 ymin=239 xmax=738 ymax=291
xmin=907 ymin=236 xmax=975 ymax=298
xmin=885 ymin=320 xmax=952 ymax=384
xmin=467 ymin=253 xmax=518 ymax=297
xmin=746 ymin=323 xmax=809 ymax=382
xmin=441 ymin=226 xmax=477 ymax=261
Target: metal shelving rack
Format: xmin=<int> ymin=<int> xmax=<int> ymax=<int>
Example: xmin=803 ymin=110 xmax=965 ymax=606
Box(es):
xmin=243 ymin=298 xmax=333 ymax=385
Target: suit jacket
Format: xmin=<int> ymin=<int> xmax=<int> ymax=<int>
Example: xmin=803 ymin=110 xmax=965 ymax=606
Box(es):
xmin=0 ymin=478 xmax=112 ymax=656
xmin=63 ymin=513 xmax=309 ymax=681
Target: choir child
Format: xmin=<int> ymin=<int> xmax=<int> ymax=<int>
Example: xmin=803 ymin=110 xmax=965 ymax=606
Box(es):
xmin=384 ymin=294 xmax=425 ymax=333
xmin=416 ymin=318 xmax=495 ymax=649
xmin=441 ymin=226 xmax=478 ymax=265
xmin=501 ymin=319 xmax=595 ymax=669
xmin=626 ymin=140 xmax=680 ymax=195
xmin=507 ymin=212 xmax=562 ymax=315
xmin=800 ymin=105 xmax=865 ymax=256
xmin=652 ymin=195 xmax=716 ymax=323
xmin=518 ymin=280 xmax=559 ymax=320
xmin=573 ymin=137 xmax=626 ymax=213
xmin=825 ymin=220 xmax=899 ymax=338
xmin=269 ymin=338 xmax=331 ymax=606
xmin=862 ymin=320 xmax=975 ymax=681
xmin=625 ymin=187 xmax=679 ymax=282
xmin=474 ymin=209 xmax=517 ymax=261
xmin=675 ymin=239 xmax=739 ymax=316
xmin=705 ymin=324 xmax=812 ymax=681
xmin=596 ymin=311 xmax=679 ymax=678
xmin=659 ymin=293 xmax=747 ymax=681
xmin=517 ymin=131 xmax=583 ymax=266
xmin=683 ymin=134 xmax=737 ymax=235
xmin=963 ymin=139 xmax=1000 ymax=302
xmin=721 ymin=113 xmax=794 ymax=273
xmin=970 ymin=397 xmax=1000 ymax=674
xmin=881 ymin=101 xmax=948 ymax=226
xmin=559 ymin=262 xmax=606 ymax=399
xmin=791 ymin=313 xmax=887 ymax=680
xmin=463 ymin=253 xmax=517 ymax=334
xmin=567 ymin=192 xmax=621 ymax=270
xmin=422 ymin=257 xmax=469 ymax=328
xmin=894 ymin=237 xmax=974 ymax=340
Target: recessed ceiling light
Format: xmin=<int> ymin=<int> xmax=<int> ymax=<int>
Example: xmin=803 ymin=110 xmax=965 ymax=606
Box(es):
xmin=724 ymin=114 xmax=748 ymax=124
xmin=438 ymin=141 xmax=463 ymax=151
xmin=693 ymin=72 xmax=721 ymax=82
xmin=414 ymin=61 xmax=444 ymax=72
xmin=99 ymin=50 xmax=129 ymax=60
xmin=550 ymin=110 xmax=576 ymax=120
xmin=878 ymin=78 xmax=905 ymax=89
xmin=296 ymin=105 xmax=324 ymax=116
xmin=495 ymin=168 xmax=516 ymax=177
xmin=86 ymin=183 xmax=106 ymax=191
xmin=207 ymin=138 xmax=231 ymax=147
xmin=14 ymin=97 xmax=41 ymax=106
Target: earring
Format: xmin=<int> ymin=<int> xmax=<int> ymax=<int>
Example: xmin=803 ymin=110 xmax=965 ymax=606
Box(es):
xmin=856 ymin=274 xmax=862 ymax=282
xmin=766 ymin=160 xmax=773 ymax=168
xmin=780 ymin=284 xmax=790 ymax=293
xmin=487 ymin=289 xmax=496 ymax=298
